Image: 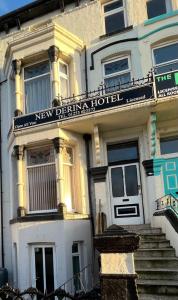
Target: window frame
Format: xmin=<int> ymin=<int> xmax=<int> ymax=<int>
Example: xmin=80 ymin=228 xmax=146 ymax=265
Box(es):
xmin=146 ymin=0 xmax=172 ymax=20
xmin=159 ymin=136 xmax=178 ymax=157
xmin=31 ymin=244 xmax=56 ymax=292
xmin=58 ymin=59 xmax=70 ymax=99
xmin=103 ymin=0 xmax=127 ymax=35
xmin=152 ymin=41 xmax=178 ymax=75
xmin=26 ymin=144 xmax=57 ymax=214
xmin=23 ymin=60 xmax=52 ymax=114
xmin=72 ymin=241 xmax=84 ymax=292
xmin=102 ymin=55 xmax=132 ymax=91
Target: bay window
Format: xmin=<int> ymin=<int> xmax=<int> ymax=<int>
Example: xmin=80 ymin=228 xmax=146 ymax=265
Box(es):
xmin=153 ymin=42 xmax=178 ymax=74
xmin=103 ymin=56 xmax=131 ymax=92
xmin=103 ymin=0 xmax=126 ymax=35
xmin=24 ymin=61 xmax=51 ymax=113
xmin=27 ymin=145 xmax=57 ymax=212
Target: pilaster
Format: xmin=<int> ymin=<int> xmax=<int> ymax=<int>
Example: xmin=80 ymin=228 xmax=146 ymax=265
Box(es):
xmin=12 ymin=59 xmax=23 ymax=116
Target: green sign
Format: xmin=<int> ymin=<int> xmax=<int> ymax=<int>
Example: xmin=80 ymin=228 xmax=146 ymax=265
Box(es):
xmin=155 ymin=70 xmax=178 ymax=98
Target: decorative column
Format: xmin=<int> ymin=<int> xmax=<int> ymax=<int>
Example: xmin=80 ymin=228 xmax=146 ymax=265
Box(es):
xmin=12 ymin=59 xmax=22 ymax=116
xmin=48 ymin=45 xmax=60 ymax=106
xmin=53 ymin=137 xmax=66 ymax=217
xmin=14 ymin=145 xmax=25 ymax=217
xmin=94 ymin=225 xmax=140 ymax=300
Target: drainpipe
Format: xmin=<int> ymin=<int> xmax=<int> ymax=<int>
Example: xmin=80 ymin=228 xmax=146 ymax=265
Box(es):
xmin=84 ymin=46 xmax=88 ymax=97
xmin=83 ymin=134 xmax=95 ymax=237
xmin=0 ymin=79 xmax=7 ymax=268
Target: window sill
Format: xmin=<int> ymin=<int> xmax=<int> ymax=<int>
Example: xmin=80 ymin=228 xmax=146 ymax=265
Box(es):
xmin=100 ymin=25 xmax=133 ymax=40
xmin=144 ymin=9 xmax=178 ymax=26
xmin=10 ymin=212 xmax=90 ymax=224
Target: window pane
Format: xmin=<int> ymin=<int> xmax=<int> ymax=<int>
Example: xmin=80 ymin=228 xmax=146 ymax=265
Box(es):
xmin=72 ymin=256 xmax=81 ymax=291
xmin=59 ymin=63 xmax=68 ymax=75
xmin=35 ymin=248 xmax=44 ymax=293
xmin=72 ymin=243 xmax=79 ymax=253
xmin=25 ymin=74 xmax=51 ymax=113
xmin=125 ymin=165 xmax=138 ymax=196
xmin=24 ymin=61 xmax=50 ymax=80
xmin=27 ymin=146 xmax=54 ymax=166
xmin=160 ymin=137 xmax=178 ymax=154
xmin=105 ymin=11 xmax=125 ymax=34
xmin=60 ymin=77 xmax=69 ymax=98
xmin=104 ymin=72 xmax=131 ymax=92
xmin=45 ymin=248 xmax=54 ymax=294
xmin=104 ymin=0 xmax=123 ymax=12
xmin=111 ymin=167 xmax=124 ymax=197
xmin=108 ymin=143 xmax=138 ymax=164
xmin=147 ymin=0 xmax=166 ymax=19
xmin=104 ymin=58 xmax=129 ymax=75
xmin=154 ymin=43 xmax=178 ymax=65
xmin=155 ymin=62 xmax=178 ymax=74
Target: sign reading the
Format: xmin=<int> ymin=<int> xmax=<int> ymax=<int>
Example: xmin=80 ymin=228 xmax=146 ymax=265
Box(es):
xmin=14 ymin=84 xmax=153 ymax=130
xmin=155 ymin=70 xmax=178 ymax=98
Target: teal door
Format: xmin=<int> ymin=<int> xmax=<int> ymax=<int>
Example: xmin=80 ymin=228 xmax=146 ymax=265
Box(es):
xmin=162 ymin=158 xmax=178 ymax=199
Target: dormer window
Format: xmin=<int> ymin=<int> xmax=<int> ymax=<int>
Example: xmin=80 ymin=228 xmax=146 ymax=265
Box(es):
xmin=24 ymin=61 xmax=51 ymax=113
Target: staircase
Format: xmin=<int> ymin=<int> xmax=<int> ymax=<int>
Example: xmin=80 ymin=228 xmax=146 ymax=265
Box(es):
xmin=124 ymin=224 xmax=178 ymax=300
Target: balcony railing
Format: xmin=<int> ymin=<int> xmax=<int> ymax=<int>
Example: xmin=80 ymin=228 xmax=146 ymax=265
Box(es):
xmin=53 ymin=73 xmax=153 ymax=107
xmin=155 ymin=194 xmax=178 ymax=215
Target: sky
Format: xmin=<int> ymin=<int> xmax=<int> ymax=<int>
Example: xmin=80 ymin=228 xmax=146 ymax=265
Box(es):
xmin=0 ymin=0 xmax=36 ymax=16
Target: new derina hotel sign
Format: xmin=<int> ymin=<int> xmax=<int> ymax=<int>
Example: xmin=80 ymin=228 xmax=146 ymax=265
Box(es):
xmin=14 ymin=84 xmax=153 ymax=130
xmin=155 ymin=70 xmax=178 ymax=98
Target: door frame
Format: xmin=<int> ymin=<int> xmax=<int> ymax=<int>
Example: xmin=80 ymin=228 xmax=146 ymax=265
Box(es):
xmin=104 ymin=138 xmax=145 ymax=225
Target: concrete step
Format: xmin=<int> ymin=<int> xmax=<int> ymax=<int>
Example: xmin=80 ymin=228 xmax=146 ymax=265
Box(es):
xmin=135 ymin=248 xmax=175 ymax=258
xmin=123 ymin=224 xmax=152 ymax=231
xmin=135 ymin=257 xmax=178 ymax=269
xmin=136 ymin=268 xmax=178 ymax=280
xmin=123 ymin=225 xmax=162 ymax=235
xmin=140 ymin=240 xmax=171 ymax=249
xmin=137 ymin=279 xmax=178 ymax=295
xmin=140 ymin=233 xmax=166 ymax=241
xmin=139 ymin=294 xmax=178 ymax=300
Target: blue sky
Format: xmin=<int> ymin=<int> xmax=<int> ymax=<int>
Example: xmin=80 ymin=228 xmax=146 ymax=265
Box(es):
xmin=0 ymin=0 xmax=36 ymax=16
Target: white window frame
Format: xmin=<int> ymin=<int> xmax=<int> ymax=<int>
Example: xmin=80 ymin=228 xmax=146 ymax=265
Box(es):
xmin=152 ymin=41 xmax=178 ymax=75
xmin=103 ymin=56 xmax=132 ymax=89
xmin=23 ymin=60 xmax=52 ymax=113
xmin=103 ymin=0 xmax=127 ymax=34
xmin=59 ymin=60 xmax=70 ymax=99
xmin=146 ymin=0 xmax=172 ymax=19
xmin=26 ymin=145 xmax=57 ymax=214
xmin=63 ymin=146 xmax=75 ymax=212
xmin=31 ymin=244 xmax=56 ymax=291
xmin=72 ymin=242 xmax=84 ymax=292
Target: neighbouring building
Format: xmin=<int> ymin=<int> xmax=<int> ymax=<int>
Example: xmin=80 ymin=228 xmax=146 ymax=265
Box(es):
xmin=0 ymin=0 xmax=178 ymax=297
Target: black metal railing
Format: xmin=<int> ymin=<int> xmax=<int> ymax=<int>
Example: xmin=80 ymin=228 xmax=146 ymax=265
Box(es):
xmin=53 ymin=72 xmax=153 ymax=107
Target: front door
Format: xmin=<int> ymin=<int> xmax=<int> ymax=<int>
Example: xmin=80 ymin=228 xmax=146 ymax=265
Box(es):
xmin=162 ymin=157 xmax=178 ymax=199
xmin=108 ymin=142 xmax=144 ymax=225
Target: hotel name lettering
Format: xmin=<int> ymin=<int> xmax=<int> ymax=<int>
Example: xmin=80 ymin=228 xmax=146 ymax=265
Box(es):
xmin=14 ymin=85 xmax=153 ymax=130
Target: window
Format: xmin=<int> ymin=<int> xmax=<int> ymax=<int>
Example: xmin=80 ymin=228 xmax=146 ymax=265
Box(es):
xmin=103 ymin=57 xmax=131 ymax=92
xmin=24 ymin=61 xmax=51 ymax=113
xmin=32 ymin=246 xmax=55 ymax=296
xmin=63 ymin=147 xmax=75 ymax=212
xmin=59 ymin=61 xmax=69 ymax=99
xmin=27 ymin=145 xmax=57 ymax=212
xmin=104 ymin=0 xmax=126 ymax=35
xmin=146 ymin=0 xmax=172 ymax=19
xmin=153 ymin=42 xmax=178 ymax=74
xmin=72 ymin=242 xmax=83 ymax=292
xmin=160 ymin=137 xmax=178 ymax=155
xmin=107 ymin=142 xmax=138 ymax=165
